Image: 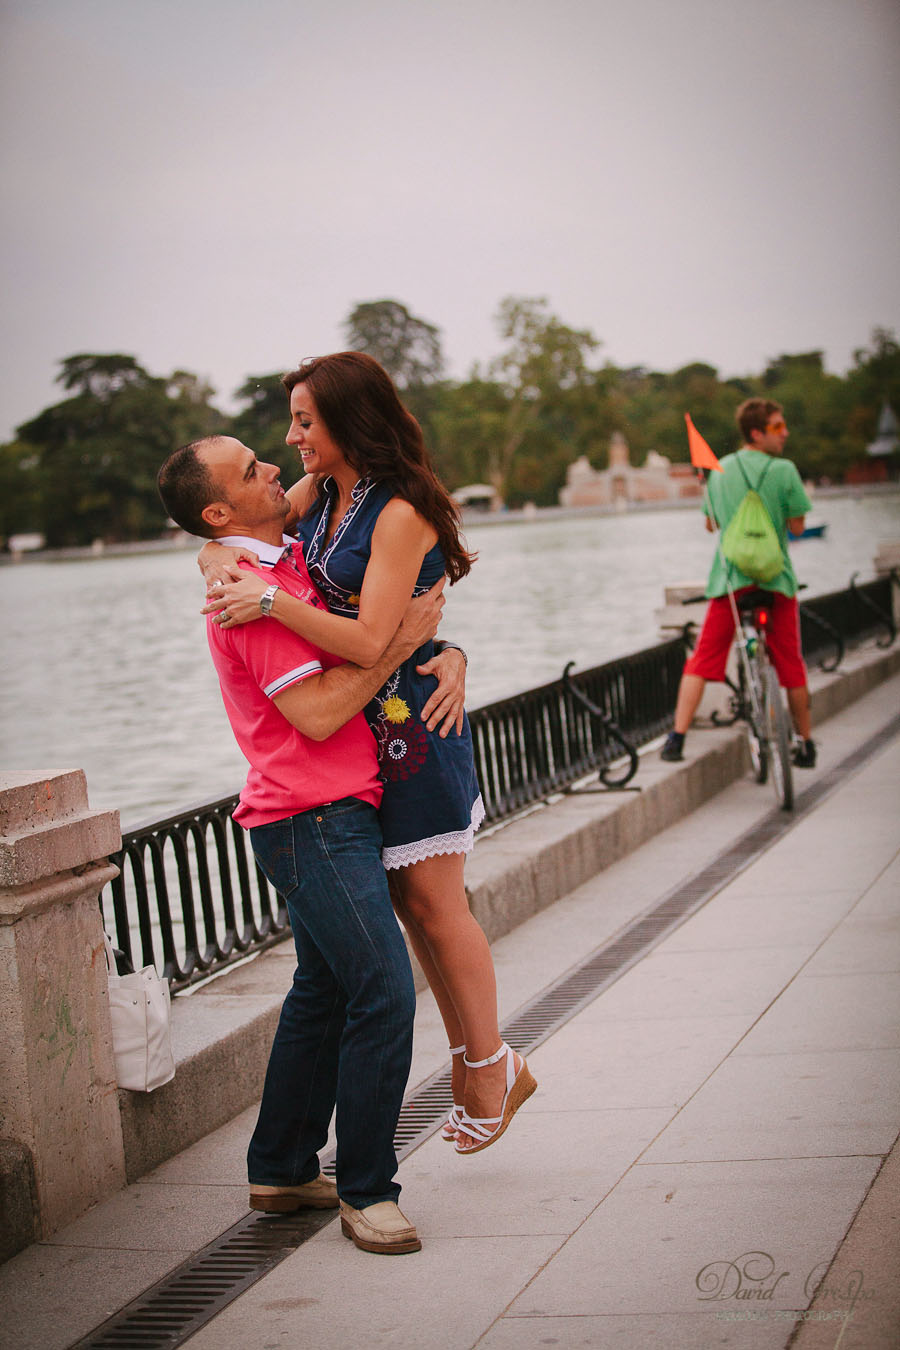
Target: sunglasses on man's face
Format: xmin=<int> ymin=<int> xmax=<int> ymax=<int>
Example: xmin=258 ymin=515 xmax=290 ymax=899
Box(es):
xmin=766 ymin=419 xmax=787 ymax=432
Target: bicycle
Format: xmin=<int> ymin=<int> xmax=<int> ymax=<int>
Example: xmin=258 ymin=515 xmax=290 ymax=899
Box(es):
xmin=683 ymin=588 xmax=795 ymax=810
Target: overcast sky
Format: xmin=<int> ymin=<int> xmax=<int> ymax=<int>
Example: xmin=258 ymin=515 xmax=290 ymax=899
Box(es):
xmin=2 ymin=0 xmax=898 ymax=440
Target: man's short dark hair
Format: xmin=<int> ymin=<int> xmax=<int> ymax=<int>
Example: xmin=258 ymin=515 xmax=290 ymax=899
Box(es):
xmin=157 ymin=438 xmax=225 ymax=538
xmin=736 ymin=398 xmax=783 ymax=443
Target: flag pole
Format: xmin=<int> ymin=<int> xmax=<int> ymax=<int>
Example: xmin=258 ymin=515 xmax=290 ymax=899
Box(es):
xmin=684 ymin=414 xmax=752 ymax=688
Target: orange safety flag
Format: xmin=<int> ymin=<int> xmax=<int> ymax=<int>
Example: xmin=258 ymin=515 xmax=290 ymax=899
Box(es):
xmin=685 ymin=413 xmax=723 ymax=472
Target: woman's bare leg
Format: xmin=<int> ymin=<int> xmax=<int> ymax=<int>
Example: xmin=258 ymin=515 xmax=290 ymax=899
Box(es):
xmin=393 ymin=853 xmax=521 ymax=1146
xmin=387 ymin=872 xmax=467 ymax=1108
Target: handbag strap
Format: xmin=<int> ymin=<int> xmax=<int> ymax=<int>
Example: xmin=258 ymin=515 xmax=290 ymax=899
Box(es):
xmin=103 ymin=930 xmax=119 ymax=977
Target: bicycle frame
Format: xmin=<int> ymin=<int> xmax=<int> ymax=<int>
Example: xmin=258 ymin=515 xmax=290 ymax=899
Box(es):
xmin=679 ymin=587 xmax=795 ymax=809
xmin=731 ymin=592 xmax=794 ymax=810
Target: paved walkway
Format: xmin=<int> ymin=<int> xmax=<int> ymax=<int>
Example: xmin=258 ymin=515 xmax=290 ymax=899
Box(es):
xmin=3 ymin=673 xmax=899 ymax=1350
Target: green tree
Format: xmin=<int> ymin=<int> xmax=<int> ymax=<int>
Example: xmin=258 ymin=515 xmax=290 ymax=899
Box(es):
xmin=230 ymin=372 xmax=297 ymax=481
xmin=506 ymin=374 xmax=619 ymax=506
xmin=57 ymin=352 xmax=149 ymax=399
xmin=16 ymin=355 xmax=224 ymax=545
xmin=564 ymin=365 xmax=622 ymax=464
xmin=487 ymin=296 xmax=599 ymax=501
xmin=845 ymin=329 xmax=900 ymax=444
xmin=428 ymin=378 xmax=508 ymax=490
xmin=167 ymin=371 xmax=225 ymax=446
xmin=623 ymin=363 xmax=743 ymax=464
xmin=344 ymin=299 xmax=444 ymax=387
xmin=0 ymin=441 xmax=43 ymax=542
xmin=760 ymin=351 xmax=851 ymax=481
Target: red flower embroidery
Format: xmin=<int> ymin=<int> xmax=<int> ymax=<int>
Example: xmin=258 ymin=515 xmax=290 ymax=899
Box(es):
xmin=380 ymin=719 xmax=428 ymax=781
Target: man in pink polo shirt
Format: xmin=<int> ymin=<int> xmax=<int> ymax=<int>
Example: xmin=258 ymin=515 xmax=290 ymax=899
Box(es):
xmin=158 ymin=435 xmax=444 ymax=1256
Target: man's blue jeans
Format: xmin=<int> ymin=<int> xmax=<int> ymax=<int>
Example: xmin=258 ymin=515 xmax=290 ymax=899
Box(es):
xmin=247 ymin=797 xmax=415 ymax=1210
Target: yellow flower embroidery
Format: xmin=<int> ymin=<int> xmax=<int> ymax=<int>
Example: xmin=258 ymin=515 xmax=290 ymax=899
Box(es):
xmin=382 ymin=696 xmax=411 ymax=725
xmin=347 ymin=593 xmax=361 ymax=607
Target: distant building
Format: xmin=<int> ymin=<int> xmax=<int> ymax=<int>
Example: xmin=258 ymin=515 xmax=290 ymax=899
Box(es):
xmin=452 ymin=483 xmax=503 ymax=512
xmin=847 ymin=400 xmax=899 ymax=484
xmin=7 ymin=532 xmax=45 ymax=556
xmin=868 ymin=400 xmax=899 ymax=458
xmin=559 ymin=433 xmax=703 ymax=507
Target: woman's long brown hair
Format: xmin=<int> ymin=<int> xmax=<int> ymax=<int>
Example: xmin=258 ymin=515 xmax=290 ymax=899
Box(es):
xmin=282 ymin=352 xmax=475 ymax=583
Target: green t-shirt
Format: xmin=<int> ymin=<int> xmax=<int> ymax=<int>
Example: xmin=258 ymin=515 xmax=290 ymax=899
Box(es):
xmin=703 ymin=448 xmax=811 ymax=598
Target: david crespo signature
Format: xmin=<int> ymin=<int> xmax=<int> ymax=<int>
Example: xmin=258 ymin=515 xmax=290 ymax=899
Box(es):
xmin=695 ymin=1251 xmax=790 ymax=1303
xmin=695 ymin=1251 xmax=875 ymax=1317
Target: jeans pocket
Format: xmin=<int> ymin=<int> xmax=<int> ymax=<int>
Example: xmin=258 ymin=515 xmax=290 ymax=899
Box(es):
xmin=250 ymin=818 xmax=299 ymax=896
xmin=319 ymin=798 xmax=382 ymax=854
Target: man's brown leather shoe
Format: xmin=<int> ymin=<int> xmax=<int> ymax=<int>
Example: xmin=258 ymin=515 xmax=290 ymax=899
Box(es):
xmin=339 ymin=1200 xmax=421 ymax=1254
xmin=250 ymin=1173 xmax=339 ymax=1212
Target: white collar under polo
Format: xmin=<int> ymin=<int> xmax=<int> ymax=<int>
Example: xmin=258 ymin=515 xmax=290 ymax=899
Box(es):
xmin=216 ymin=534 xmax=297 ymax=568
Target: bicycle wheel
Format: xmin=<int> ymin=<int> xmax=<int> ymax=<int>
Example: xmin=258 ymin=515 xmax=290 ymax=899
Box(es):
xmin=764 ymin=663 xmax=794 ymax=810
xmin=742 ymin=655 xmax=768 ymax=783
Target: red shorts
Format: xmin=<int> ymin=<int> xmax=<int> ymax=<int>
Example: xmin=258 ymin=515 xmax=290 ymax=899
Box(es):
xmin=684 ymin=589 xmax=808 ymax=688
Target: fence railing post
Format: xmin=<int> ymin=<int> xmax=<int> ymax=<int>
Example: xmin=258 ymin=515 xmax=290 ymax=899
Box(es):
xmin=0 ymin=770 xmax=124 ymax=1257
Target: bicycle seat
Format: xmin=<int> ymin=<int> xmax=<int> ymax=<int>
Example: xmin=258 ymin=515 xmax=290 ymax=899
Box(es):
xmin=736 ymin=588 xmax=771 ymax=614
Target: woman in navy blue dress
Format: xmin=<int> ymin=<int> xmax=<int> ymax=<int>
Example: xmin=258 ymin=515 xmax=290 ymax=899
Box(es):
xmin=201 ymin=353 xmax=535 ymax=1154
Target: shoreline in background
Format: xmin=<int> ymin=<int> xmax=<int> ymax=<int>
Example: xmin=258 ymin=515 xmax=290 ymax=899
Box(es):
xmin=3 ymin=481 xmax=898 ymax=565
xmin=3 ymin=491 xmax=897 ymax=825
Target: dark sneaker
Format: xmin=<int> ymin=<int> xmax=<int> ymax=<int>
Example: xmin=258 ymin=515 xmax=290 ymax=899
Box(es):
xmin=660 ymin=732 xmax=684 ymax=762
xmin=792 ymin=739 xmax=816 ymax=769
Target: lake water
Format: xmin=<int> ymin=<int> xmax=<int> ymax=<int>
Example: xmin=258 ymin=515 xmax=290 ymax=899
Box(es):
xmin=2 ymin=492 xmax=897 ymax=828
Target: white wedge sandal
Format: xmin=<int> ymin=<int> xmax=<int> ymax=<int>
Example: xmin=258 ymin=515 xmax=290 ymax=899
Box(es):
xmin=440 ymin=1045 xmax=466 ymax=1142
xmin=454 ymin=1042 xmax=537 ymax=1155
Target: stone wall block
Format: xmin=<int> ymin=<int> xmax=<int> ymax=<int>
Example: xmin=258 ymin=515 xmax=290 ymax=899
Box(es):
xmin=0 ymin=769 xmax=93 ymax=835
xmin=0 ymin=770 xmax=120 ymax=892
xmin=0 ymin=1139 xmax=39 ymax=1262
xmin=0 ymin=771 xmax=126 ymax=1250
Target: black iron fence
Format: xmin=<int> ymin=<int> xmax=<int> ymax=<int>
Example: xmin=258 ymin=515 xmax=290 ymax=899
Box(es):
xmin=105 ymin=793 xmax=288 ymax=990
xmin=101 ymin=573 xmax=896 ymax=991
xmin=800 ymin=573 xmax=896 ymax=662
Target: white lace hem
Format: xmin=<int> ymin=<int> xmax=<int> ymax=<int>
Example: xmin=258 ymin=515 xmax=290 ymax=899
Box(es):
xmin=382 ymin=795 xmax=486 ymax=870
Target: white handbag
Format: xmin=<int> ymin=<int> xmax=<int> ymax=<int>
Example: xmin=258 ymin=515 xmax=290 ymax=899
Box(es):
xmin=103 ymin=932 xmax=176 ymax=1091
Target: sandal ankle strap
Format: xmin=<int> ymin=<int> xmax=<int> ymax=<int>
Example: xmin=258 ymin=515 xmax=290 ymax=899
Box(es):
xmin=448 ymin=1044 xmax=466 ymax=1056
xmin=463 ymin=1042 xmax=507 ymax=1070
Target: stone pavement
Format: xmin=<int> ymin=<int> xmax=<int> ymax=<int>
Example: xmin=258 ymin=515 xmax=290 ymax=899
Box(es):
xmin=2 ymin=671 xmax=898 ymax=1350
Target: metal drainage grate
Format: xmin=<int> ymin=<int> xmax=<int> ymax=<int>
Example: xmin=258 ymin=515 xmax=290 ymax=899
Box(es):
xmin=69 ymin=1208 xmax=335 ymax=1349
xmin=71 ymin=710 xmax=900 ymax=1350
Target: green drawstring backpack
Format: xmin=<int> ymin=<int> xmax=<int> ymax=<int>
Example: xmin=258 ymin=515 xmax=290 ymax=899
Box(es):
xmin=720 ymin=455 xmax=783 ymax=583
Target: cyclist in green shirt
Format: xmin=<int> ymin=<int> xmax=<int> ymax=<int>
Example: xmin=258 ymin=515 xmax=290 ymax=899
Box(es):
xmin=661 ymin=399 xmax=816 ymax=767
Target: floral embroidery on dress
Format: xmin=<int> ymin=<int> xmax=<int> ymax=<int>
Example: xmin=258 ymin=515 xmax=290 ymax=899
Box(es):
xmin=381 ymin=718 xmax=429 ymax=781
xmin=372 ymin=671 xmax=427 ymax=781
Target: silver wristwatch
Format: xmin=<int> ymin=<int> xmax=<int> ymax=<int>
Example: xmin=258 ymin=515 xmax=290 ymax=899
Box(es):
xmin=259 ymin=584 xmax=279 ymax=616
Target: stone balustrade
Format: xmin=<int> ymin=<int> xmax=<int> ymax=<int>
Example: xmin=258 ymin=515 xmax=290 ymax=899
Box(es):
xmin=0 ymin=771 xmax=122 ymax=1258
